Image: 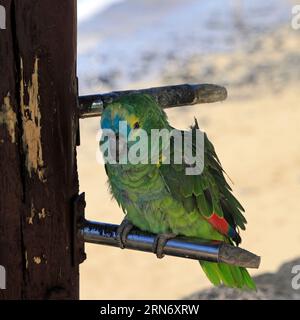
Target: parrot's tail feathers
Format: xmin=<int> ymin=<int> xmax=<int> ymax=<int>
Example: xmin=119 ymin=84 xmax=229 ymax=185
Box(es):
xmin=199 ymin=261 xmax=256 ymax=290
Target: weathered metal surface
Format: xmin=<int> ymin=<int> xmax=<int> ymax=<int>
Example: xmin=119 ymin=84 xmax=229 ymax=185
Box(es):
xmin=78 ymin=83 xmax=228 ymax=118
xmin=82 ymin=220 xmax=260 ymax=269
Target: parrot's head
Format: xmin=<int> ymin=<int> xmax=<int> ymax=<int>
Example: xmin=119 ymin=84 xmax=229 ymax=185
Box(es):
xmin=100 ymin=94 xmax=169 ymax=164
xmin=101 ymin=93 xmax=168 ymax=134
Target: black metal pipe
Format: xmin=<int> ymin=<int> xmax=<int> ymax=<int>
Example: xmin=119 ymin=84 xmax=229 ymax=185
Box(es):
xmin=81 ymin=220 xmax=260 ymax=268
xmin=78 ymin=83 xmax=228 ymax=119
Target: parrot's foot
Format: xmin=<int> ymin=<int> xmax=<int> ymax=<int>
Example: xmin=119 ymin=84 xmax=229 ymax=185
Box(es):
xmin=153 ymin=233 xmax=177 ymax=259
xmin=116 ymin=219 xmax=134 ymax=249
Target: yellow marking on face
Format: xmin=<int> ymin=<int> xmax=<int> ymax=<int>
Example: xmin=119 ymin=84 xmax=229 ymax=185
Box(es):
xmin=126 ymin=114 xmax=139 ymax=128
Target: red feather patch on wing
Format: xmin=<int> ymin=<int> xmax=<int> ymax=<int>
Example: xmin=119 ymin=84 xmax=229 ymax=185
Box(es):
xmin=205 ymin=212 xmax=240 ymax=244
xmin=206 ymin=213 xmax=230 ymax=235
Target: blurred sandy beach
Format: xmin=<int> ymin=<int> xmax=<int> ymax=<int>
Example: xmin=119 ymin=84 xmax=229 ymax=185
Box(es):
xmin=77 ymin=0 xmax=300 ymax=299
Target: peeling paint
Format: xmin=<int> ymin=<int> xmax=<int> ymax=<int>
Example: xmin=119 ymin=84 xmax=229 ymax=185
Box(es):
xmin=38 ymin=208 xmax=46 ymax=220
xmin=28 ymin=205 xmax=47 ymax=224
xmin=20 ymin=57 xmax=45 ymax=181
xmin=27 ymin=203 xmax=36 ymax=225
xmin=0 ymin=93 xmax=17 ymax=143
xmin=33 ymin=256 xmax=42 ymax=264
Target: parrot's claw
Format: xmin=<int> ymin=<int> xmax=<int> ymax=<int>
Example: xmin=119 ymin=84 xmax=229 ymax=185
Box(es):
xmin=153 ymin=233 xmax=177 ymax=259
xmin=116 ymin=218 xmax=134 ymax=249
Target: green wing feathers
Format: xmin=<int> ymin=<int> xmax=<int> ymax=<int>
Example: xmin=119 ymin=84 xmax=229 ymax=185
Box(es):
xmin=200 ymin=261 xmax=256 ymax=290
xmin=160 ymin=119 xmax=247 ymax=244
xmin=159 ymin=118 xmax=255 ymax=289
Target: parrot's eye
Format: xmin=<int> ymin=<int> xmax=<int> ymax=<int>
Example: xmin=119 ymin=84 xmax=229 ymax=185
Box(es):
xmin=133 ymin=122 xmax=140 ymax=129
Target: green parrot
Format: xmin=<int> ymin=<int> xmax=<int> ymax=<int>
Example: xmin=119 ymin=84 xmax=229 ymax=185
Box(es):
xmin=100 ymin=93 xmax=256 ymax=290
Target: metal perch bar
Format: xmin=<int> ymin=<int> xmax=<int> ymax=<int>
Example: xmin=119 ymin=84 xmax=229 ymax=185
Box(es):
xmin=81 ymin=220 xmax=260 ymax=269
xmin=78 ymin=83 xmax=228 ymax=119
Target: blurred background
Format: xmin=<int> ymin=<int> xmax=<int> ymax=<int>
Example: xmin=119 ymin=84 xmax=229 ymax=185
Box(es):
xmin=77 ymin=0 xmax=300 ymax=299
